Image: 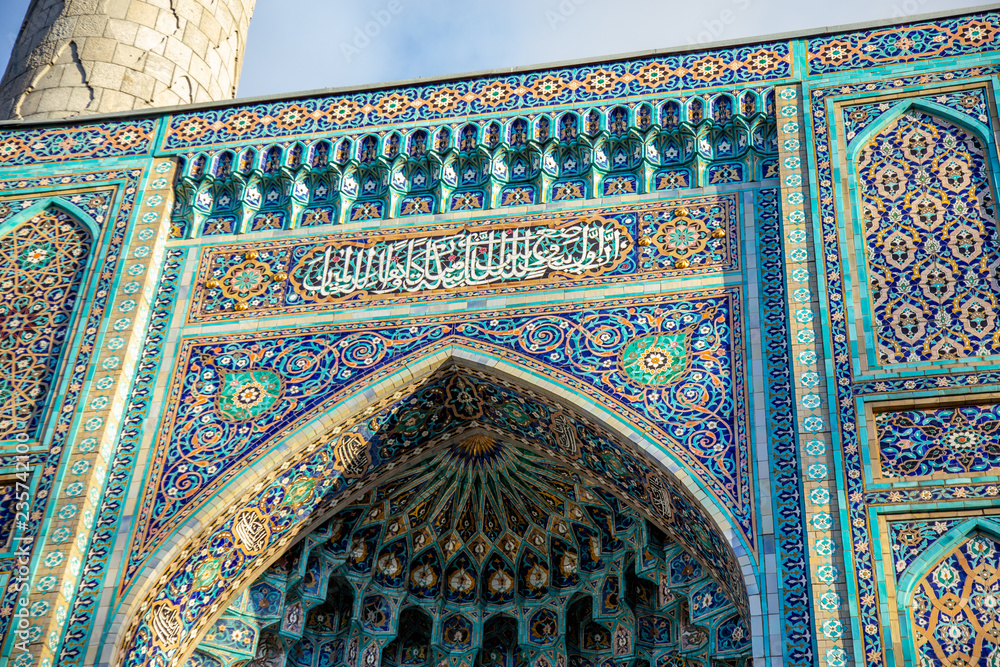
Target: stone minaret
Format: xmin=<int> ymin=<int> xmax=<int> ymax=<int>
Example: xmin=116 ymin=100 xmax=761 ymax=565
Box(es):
xmin=0 ymin=0 xmax=257 ymax=121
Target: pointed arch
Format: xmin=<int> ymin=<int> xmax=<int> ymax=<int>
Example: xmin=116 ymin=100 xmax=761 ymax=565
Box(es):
xmin=110 ymin=346 xmax=759 ymax=667
xmin=897 ymin=517 xmax=1000 ymax=607
xmin=896 ymin=518 xmax=1000 ymax=667
xmin=847 ymin=95 xmax=1000 ymax=366
xmin=0 ymin=198 xmax=99 ymax=442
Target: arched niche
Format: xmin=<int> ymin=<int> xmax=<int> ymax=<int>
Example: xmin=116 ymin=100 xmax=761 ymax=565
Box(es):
xmin=110 ymin=354 xmax=759 ymax=667
xmin=0 ymin=198 xmax=98 ymax=443
xmin=896 ymin=518 xmax=1000 ymax=667
xmin=846 ymin=98 xmax=1000 ymax=366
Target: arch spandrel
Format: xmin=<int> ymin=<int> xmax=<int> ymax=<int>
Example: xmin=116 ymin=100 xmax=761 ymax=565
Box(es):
xmin=113 ymin=359 xmax=756 ymax=667
xmin=118 ymin=288 xmax=755 ymax=605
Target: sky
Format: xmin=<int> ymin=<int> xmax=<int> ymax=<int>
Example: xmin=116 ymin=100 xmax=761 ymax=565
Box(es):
xmin=0 ymin=0 xmax=991 ymax=101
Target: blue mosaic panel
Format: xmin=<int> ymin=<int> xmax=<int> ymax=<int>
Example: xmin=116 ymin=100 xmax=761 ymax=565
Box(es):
xmin=887 ymin=519 xmax=967 ymax=577
xmin=57 ymin=250 xmax=186 ymax=667
xmin=755 ymin=187 xmax=812 ymax=665
xmin=876 ymin=403 xmax=1000 ymax=478
xmin=0 ymin=120 xmax=155 ymax=166
xmin=159 ymin=47 xmax=791 ymax=151
xmin=0 ymin=208 xmax=92 ymax=440
xmin=911 ymin=532 xmax=1000 ymax=666
xmin=125 ymin=290 xmax=752 ymax=595
xmin=0 ymin=191 xmax=112 ymax=228
xmin=808 ymin=61 xmax=1000 ymax=666
xmin=0 ymin=169 xmax=142 ymax=661
xmin=807 ymin=12 xmax=1000 ymax=74
xmin=856 ymin=109 xmax=999 ymax=365
xmin=843 ymin=88 xmax=991 ymax=143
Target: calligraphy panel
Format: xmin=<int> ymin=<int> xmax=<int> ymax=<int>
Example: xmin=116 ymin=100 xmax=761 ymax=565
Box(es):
xmin=186 ymin=195 xmax=741 ymax=323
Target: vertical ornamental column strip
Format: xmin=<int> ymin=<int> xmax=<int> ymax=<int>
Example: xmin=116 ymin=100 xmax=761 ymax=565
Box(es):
xmin=774 ymin=84 xmax=851 ymax=666
xmin=18 ymin=162 xmax=176 ymax=667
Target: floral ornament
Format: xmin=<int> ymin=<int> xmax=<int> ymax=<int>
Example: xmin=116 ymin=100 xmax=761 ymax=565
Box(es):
xmin=276 ymin=104 xmax=309 ymax=130
xmin=18 ymin=242 xmax=55 ymax=269
xmin=650 ymin=207 xmax=721 ymax=266
xmin=216 ymin=257 xmax=282 ymax=305
xmin=425 ymin=88 xmax=460 ymax=113
xmin=636 ymin=62 xmax=671 ymax=87
xmin=812 ymin=39 xmax=857 ymax=66
xmin=656 ymin=171 xmax=689 ymax=190
xmin=742 ymin=49 xmax=782 ymax=75
xmin=326 ymin=100 xmax=360 ymax=124
xmin=583 ymin=69 xmax=618 ymax=93
xmin=216 ymin=368 xmax=283 ymax=421
xmin=301 ymin=208 xmax=334 ymax=226
xmin=1 ymin=210 xmax=90 ymax=439
xmin=411 ymin=563 xmax=437 ymax=589
xmin=350 ymin=201 xmax=383 ymax=221
xmin=604 ymin=177 xmax=636 ymax=196
xmin=224 ymin=110 xmax=259 ymax=135
xmin=176 ymin=117 xmax=209 ymax=141
xmin=955 ymin=19 xmax=997 ymax=46
xmin=552 ymin=182 xmax=584 ymax=201
xmin=500 ymin=187 xmax=534 ymax=206
xmin=941 ymin=428 xmax=982 ymax=452
xmin=531 ymin=75 xmax=566 ymax=101
xmin=688 ymin=56 xmax=727 ymax=82
xmin=110 ymin=125 xmax=146 ymax=150
xmin=931 ymin=560 xmax=960 ymax=589
xmin=376 ymin=93 xmax=410 ymax=119
xmin=0 ymin=137 xmax=26 ymax=162
xmin=251 ymin=212 xmax=284 ymax=231
xmin=450 ymin=192 xmax=483 ymax=211
xmin=620 ymin=333 xmax=689 ymax=387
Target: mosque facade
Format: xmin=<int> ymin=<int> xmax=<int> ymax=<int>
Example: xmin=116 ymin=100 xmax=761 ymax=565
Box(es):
xmin=1 ymin=4 xmax=1000 ymax=667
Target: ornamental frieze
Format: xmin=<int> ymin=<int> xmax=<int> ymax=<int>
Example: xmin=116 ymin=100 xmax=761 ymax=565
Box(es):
xmin=188 ymin=195 xmax=739 ymax=322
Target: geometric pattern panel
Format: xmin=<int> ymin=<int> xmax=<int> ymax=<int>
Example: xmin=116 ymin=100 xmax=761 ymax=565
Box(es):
xmin=856 ymin=109 xmax=1000 ymax=365
xmin=808 ymin=62 xmax=1000 ymax=667
xmin=0 ymin=120 xmax=155 ymax=167
xmin=910 ymin=531 xmax=1000 ymax=666
xmin=0 ymin=208 xmax=91 ymax=440
xmin=888 ymin=519 xmax=969 ymax=577
xmin=876 ymin=403 xmax=1000 ymax=478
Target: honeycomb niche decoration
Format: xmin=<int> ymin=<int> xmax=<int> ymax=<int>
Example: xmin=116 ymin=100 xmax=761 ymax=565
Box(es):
xmin=185 ymin=433 xmax=750 ymax=667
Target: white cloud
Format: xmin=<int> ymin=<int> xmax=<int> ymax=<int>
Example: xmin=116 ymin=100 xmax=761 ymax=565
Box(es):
xmin=237 ymin=0 xmax=983 ymax=97
xmin=0 ymin=0 xmax=986 ymax=102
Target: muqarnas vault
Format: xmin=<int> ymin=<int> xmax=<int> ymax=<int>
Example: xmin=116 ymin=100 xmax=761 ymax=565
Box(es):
xmin=2 ymin=5 xmax=1000 ymax=667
